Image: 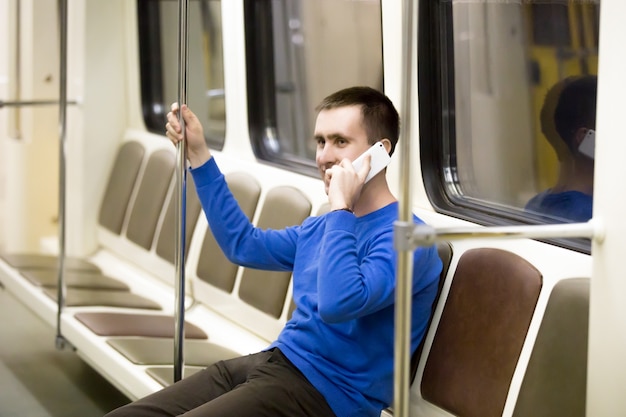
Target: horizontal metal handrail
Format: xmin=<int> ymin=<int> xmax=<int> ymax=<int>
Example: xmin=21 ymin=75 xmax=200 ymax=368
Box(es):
xmin=395 ymin=219 xmax=602 ymax=250
xmin=0 ymin=99 xmax=78 ymax=108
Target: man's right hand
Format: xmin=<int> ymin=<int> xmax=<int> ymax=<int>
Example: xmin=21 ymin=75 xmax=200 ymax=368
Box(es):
xmin=165 ymin=103 xmax=212 ymax=168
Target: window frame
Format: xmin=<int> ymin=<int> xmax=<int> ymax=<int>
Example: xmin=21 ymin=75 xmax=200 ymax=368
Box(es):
xmin=138 ymin=0 xmax=167 ymax=133
xmin=243 ymin=0 xmax=385 ymax=177
xmin=243 ymin=0 xmax=320 ymax=176
xmin=417 ymin=0 xmax=591 ymax=254
xmin=137 ymin=0 xmax=226 ymax=150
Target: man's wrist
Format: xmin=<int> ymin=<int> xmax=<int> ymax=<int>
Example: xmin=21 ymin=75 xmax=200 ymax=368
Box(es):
xmin=188 ymin=149 xmax=212 ymax=168
xmin=332 ymin=207 xmax=354 ymax=214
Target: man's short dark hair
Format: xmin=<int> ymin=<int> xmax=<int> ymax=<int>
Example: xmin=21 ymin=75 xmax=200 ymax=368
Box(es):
xmin=316 ymin=86 xmax=400 ymax=156
xmin=554 ymin=75 xmax=598 ymax=151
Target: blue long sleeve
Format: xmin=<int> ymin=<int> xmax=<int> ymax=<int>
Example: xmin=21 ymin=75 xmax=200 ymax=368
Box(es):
xmin=317 ymin=210 xmax=396 ymax=323
xmin=191 ymin=159 xmax=298 ymax=271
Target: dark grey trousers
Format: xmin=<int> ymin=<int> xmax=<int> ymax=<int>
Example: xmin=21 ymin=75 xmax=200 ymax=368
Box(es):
xmin=104 ymin=348 xmax=337 ymax=417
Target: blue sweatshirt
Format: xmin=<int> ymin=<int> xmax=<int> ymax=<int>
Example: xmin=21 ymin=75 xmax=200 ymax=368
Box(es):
xmin=525 ymin=189 xmax=592 ymax=223
xmin=191 ymin=158 xmax=442 ymax=417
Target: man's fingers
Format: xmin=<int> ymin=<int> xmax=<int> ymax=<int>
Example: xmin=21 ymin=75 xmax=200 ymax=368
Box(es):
xmin=324 ymin=167 xmax=333 ymax=182
xmin=181 ymin=104 xmax=199 ymax=128
xmin=357 ymin=154 xmax=371 ymax=181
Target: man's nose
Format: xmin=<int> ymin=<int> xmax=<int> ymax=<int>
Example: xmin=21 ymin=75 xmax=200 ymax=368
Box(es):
xmin=317 ymin=145 xmax=337 ymax=166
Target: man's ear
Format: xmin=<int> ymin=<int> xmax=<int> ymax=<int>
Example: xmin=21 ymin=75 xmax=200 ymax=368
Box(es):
xmin=572 ymin=127 xmax=595 ymax=150
xmin=573 ymin=127 xmax=589 ymax=149
xmin=576 ymin=128 xmax=595 ymax=159
xmin=379 ymin=138 xmax=392 ymax=155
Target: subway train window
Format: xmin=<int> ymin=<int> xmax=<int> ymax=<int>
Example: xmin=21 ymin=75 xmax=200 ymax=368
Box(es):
xmin=420 ymin=0 xmax=599 ymax=252
xmin=138 ymin=0 xmax=225 ymax=148
xmin=245 ymin=0 xmax=383 ymax=170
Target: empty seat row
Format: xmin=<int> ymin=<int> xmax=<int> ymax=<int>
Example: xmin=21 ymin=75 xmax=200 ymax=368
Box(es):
xmin=0 ymin=131 xmax=330 ymax=399
xmin=0 ymin=139 xmax=194 ymax=312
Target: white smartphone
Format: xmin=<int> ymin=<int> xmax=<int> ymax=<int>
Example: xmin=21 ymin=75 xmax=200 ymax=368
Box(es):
xmin=578 ymin=129 xmax=595 ymax=159
xmin=352 ymin=141 xmax=391 ymax=183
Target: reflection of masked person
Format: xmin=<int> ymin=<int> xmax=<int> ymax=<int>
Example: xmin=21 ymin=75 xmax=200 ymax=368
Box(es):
xmin=525 ymin=75 xmax=597 ymax=222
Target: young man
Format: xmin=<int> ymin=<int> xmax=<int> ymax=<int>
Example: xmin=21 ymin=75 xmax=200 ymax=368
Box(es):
xmin=106 ymin=86 xmax=442 ymax=417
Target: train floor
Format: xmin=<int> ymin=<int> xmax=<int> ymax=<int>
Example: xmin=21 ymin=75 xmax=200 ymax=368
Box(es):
xmin=0 ymin=285 xmax=130 ymax=417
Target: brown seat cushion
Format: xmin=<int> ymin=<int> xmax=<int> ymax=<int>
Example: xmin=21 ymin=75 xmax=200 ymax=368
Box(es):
xmin=421 ymin=248 xmax=542 ymax=417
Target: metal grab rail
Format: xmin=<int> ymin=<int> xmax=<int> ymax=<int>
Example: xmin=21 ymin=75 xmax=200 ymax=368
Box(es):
xmin=395 ymin=220 xmax=603 ymax=250
xmin=55 ymin=0 xmax=69 ymax=351
xmin=0 ymin=99 xmax=78 ymax=108
xmin=173 ymin=0 xmax=190 ymax=384
xmin=393 ymin=0 xmax=417 ymax=416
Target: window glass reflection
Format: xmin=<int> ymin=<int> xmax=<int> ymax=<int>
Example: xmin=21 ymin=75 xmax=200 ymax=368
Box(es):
xmin=268 ymin=0 xmax=383 ymax=162
xmin=139 ymin=0 xmax=225 ymax=147
xmin=448 ymin=0 xmax=599 ymax=224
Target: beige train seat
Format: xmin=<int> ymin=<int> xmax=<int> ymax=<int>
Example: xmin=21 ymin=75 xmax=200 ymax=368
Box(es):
xmin=109 ymin=182 xmax=313 ymax=382
xmin=237 ymin=185 xmax=313 ymax=318
xmin=0 ymin=140 xmax=145 ymax=276
xmin=73 ymin=172 xmax=262 ymax=342
xmin=193 ymin=172 xmax=262 ymax=293
xmin=155 ymin=174 xmax=202 ymax=265
xmin=0 ymin=254 xmax=100 ymax=272
xmin=74 ymin=312 xmax=208 ymax=339
xmin=123 ymin=149 xmax=177 ymax=250
xmin=513 ymin=278 xmax=589 ymax=417
xmin=409 ymin=241 xmax=453 ymax=382
xmin=19 ymin=269 xmax=129 ymax=290
xmin=38 ymin=148 xmax=176 ymax=309
xmin=146 ymin=367 xmax=205 ymax=387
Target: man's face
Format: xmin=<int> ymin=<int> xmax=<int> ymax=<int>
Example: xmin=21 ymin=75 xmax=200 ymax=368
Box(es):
xmin=314 ymin=105 xmax=371 ymax=193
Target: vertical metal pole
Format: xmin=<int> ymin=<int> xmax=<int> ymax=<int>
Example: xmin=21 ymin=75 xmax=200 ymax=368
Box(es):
xmin=11 ymin=0 xmax=22 ymax=139
xmin=55 ymin=0 xmax=68 ymax=350
xmin=393 ymin=0 xmax=416 ymax=416
xmin=173 ymin=0 xmax=189 ymax=383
